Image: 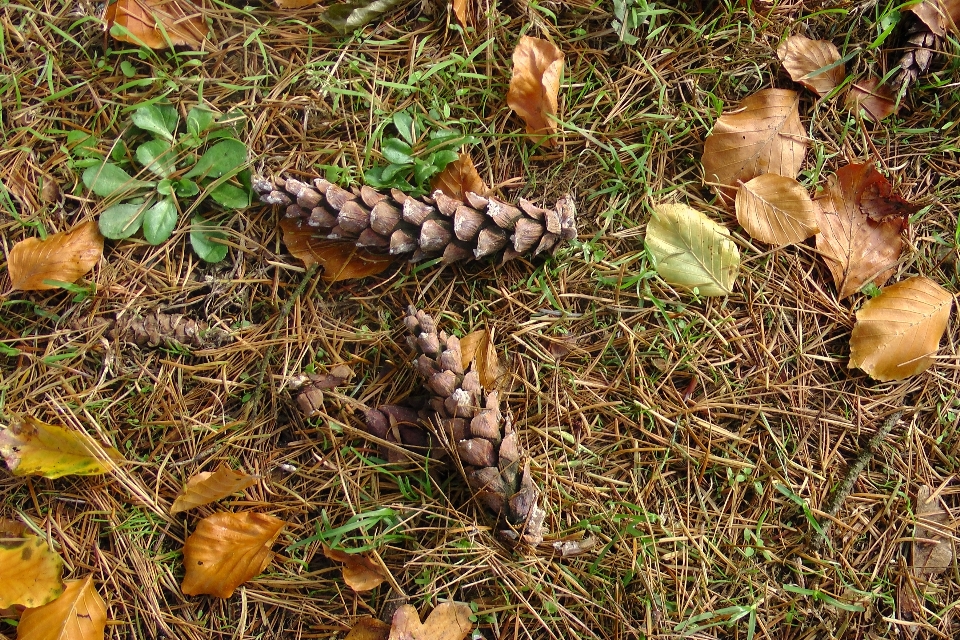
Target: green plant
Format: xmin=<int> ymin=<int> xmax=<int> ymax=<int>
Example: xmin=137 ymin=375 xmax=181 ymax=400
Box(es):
xmin=80 ymin=102 xmax=251 ymax=262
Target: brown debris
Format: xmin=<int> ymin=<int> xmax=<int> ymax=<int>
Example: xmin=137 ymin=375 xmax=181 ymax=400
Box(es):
xmin=97 ymin=312 xmax=232 ymax=350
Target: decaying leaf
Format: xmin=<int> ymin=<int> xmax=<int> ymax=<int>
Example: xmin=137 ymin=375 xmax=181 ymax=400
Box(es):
xmin=735 ymin=174 xmax=818 ymax=247
xmin=346 ymin=617 xmax=391 ymax=640
xmin=815 ymin=163 xmax=906 ymax=298
xmin=506 ymin=36 xmax=564 ymax=145
xmin=181 ymin=511 xmax=286 ymax=598
xmin=848 ymin=276 xmax=952 ymax=381
xmin=280 ymin=218 xmax=393 ymax=281
xmin=0 ymin=416 xmax=122 ymax=479
xmin=844 ymin=77 xmax=897 ymax=121
xmin=909 ymin=0 xmax=960 ymax=37
xmin=702 ymin=89 xmax=808 ymax=202
xmin=321 ymin=0 xmax=406 ymax=32
xmin=17 ymin=575 xmax=106 ymax=640
xmin=645 ymin=203 xmax=740 ymax=297
xmin=430 ymin=154 xmax=487 ymax=201
xmin=913 ymin=485 xmax=955 ymax=575
xmin=777 ymin=35 xmax=845 ymax=97
xmin=388 ymin=602 xmax=473 ymax=640
xmin=857 ymin=168 xmax=922 ymax=223
xmin=459 ymin=328 xmax=503 ymax=390
xmin=105 ymin=0 xmax=210 ymax=50
xmin=0 ymin=520 xmax=63 ymax=608
xmin=8 ymin=221 xmax=103 ymax=292
xmin=322 ymin=545 xmax=389 ymax=592
xmin=170 ymin=466 xmax=258 ymax=515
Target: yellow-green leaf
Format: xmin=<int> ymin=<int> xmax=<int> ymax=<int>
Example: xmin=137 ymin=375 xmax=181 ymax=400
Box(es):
xmin=0 ymin=521 xmax=63 ymax=608
xmin=645 ymin=203 xmax=740 ymax=296
xmin=0 ymin=416 xmax=122 ymax=479
xmin=17 ymin=575 xmax=106 ymax=640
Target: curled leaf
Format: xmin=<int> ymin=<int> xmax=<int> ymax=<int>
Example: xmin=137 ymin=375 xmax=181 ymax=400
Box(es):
xmin=507 ymin=36 xmax=564 ymax=145
xmin=279 ymin=218 xmax=393 ymax=281
xmin=430 ymin=154 xmax=487 ymax=200
xmin=321 ymin=0 xmax=406 ymax=32
xmin=0 ymin=416 xmax=123 ymax=479
xmin=844 ymin=77 xmax=897 ymax=122
xmin=735 ymin=174 xmax=818 ymax=247
xmin=909 ymin=0 xmax=960 ymax=37
xmin=777 ymin=35 xmax=845 ymax=97
xmin=17 ymin=575 xmax=106 ymax=640
xmin=322 ymin=545 xmax=389 ymax=592
xmin=388 ymin=602 xmax=473 ymax=640
xmin=105 ymin=0 xmax=211 ymax=50
xmin=8 ymin=221 xmax=103 ymax=292
xmin=170 ymin=466 xmax=258 ymax=514
xmin=459 ymin=328 xmax=503 ymax=390
xmin=0 ymin=521 xmax=64 ymax=608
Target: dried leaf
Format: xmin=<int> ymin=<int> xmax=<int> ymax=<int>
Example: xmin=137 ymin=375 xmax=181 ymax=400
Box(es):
xmin=181 ymin=512 xmax=286 ymax=598
xmin=388 ymin=602 xmax=473 ymax=640
xmin=274 ymin=0 xmax=319 ymax=7
xmin=506 ymin=36 xmax=564 ymax=146
xmin=815 ymin=163 xmax=906 ymax=298
xmin=451 ymin=0 xmax=470 ymax=26
xmin=0 ymin=416 xmax=122 ymax=479
xmin=645 ymin=203 xmax=740 ymax=297
xmin=913 ymin=485 xmax=955 ymax=575
xmin=909 ymin=0 xmax=960 ymax=37
xmin=346 ymin=617 xmax=391 ymax=640
xmin=170 ymin=466 xmax=258 ymax=515
xmin=430 ymin=154 xmax=487 ymax=200
xmin=0 ymin=521 xmax=64 ymax=608
xmin=844 ymin=77 xmax=897 ymax=122
xmin=322 ymin=545 xmax=389 ymax=592
xmin=702 ymin=89 xmax=808 ymax=202
xmin=280 ymin=218 xmax=393 ymax=281
xmin=105 ymin=0 xmax=210 ymax=50
xmin=777 ymin=35 xmax=845 ymax=96
xmin=459 ymin=328 xmax=503 ymax=390
xmin=849 ymin=276 xmax=952 ymax=381
xmin=735 ymin=174 xmax=818 ymax=247
xmin=8 ymin=221 xmax=103 ymax=292
xmin=322 ymin=0 xmax=406 ymax=32
xmin=17 ymin=575 xmax=106 ymax=640
xmin=857 ymin=167 xmax=922 ymax=223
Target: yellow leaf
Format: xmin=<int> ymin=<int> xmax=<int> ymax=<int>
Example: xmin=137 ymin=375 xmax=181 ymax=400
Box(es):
xmin=0 ymin=521 xmax=63 ymax=608
xmin=170 ymin=466 xmax=258 ymax=515
xmin=8 ymin=221 xmax=103 ymax=292
xmin=388 ymin=602 xmax=473 ymax=640
xmin=17 ymin=575 xmax=106 ymax=640
xmin=735 ymin=174 xmax=818 ymax=247
xmin=776 ymin=35 xmax=844 ymax=97
xmin=181 ymin=512 xmax=286 ymax=598
xmin=105 ymin=0 xmax=211 ymax=50
xmin=322 ymin=545 xmax=389 ymax=592
xmin=0 ymin=416 xmax=122 ymax=479
xmin=506 ymin=36 xmax=564 ymax=145
xmin=849 ymin=276 xmax=953 ymax=381
xmin=345 ymin=617 xmax=391 ymax=640
xmin=430 ymin=154 xmax=487 ymax=201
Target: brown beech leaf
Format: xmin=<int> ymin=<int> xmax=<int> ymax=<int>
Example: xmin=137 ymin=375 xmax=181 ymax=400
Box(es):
xmin=8 ymin=221 xmax=103 ymax=292
xmin=849 ymin=276 xmax=952 ymax=381
xmin=777 ymin=35 xmax=845 ymax=97
xmin=181 ymin=512 xmax=286 ymax=598
xmin=0 ymin=520 xmax=64 ymax=608
xmin=858 ymin=168 xmax=922 ymax=222
xmin=844 ymin=77 xmax=897 ymax=121
xmin=735 ymin=174 xmax=818 ymax=247
xmin=105 ymin=0 xmax=211 ymax=50
xmin=17 ymin=575 xmax=106 ymax=640
xmin=0 ymin=416 xmax=123 ymax=479
xmin=459 ymin=328 xmax=503 ymax=390
xmin=170 ymin=466 xmax=258 ymax=515
xmin=702 ymin=89 xmax=808 ymax=202
xmin=430 ymin=154 xmax=487 ymax=201
xmin=913 ymin=485 xmax=955 ymax=575
xmin=322 ymin=545 xmax=389 ymax=592
xmin=279 ymin=218 xmax=393 ymax=281
xmin=909 ymin=0 xmax=960 ymax=37
xmin=506 ymin=36 xmax=564 ymax=146
xmin=388 ymin=602 xmax=473 ymax=640
xmin=814 ymin=163 xmax=905 ymax=298
xmin=346 ymin=617 xmax=391 ymax=640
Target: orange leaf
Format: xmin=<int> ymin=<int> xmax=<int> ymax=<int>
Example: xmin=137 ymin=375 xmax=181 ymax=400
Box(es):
xmin=8 ymin=221 xmax=103 ymax=292
xmin=506 ymin=36 xmax=564 ymax=146
xmin=451 ymin=0 xmax=470 ymax=26
xmin=777 ymin=35 xmax=845 ymax=97
xmin=430 ymin=154 xmax=487 ymax=201
xmin=909 ymin=0 xmax=960 ymax=37
xmin=17 ymin=575 xmax=106 ymax=640
xmin=388 ymin=602 xmax=473 ymax=640
xmin=170 ymin=466 xmax=258 ymax=515
xmin=322 ymin=545 xmax=389 ymax=592
xmin=814 ymin=163 xmax=906 ymax=299
xmin=844 ymin=77 xmax=897 ymax=122
xmin=458 ymin=328 xmax=503 ymax=391
xmin=735 ymin=174 xmax=818 ymax=247
xmin=181 ymin=512 xmax=286 ymax=598
xmin=105 ymin=0 xmax=210 ymax=50
xmin=279 ymin=218 xmax=393 ymax=281
xmin=346 ymin=617 xmax=391 ymax=640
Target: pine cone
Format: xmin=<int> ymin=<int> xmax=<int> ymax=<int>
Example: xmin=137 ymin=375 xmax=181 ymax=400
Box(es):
xmin=253 ymin=175 xmax=577 ymax=266
xmin=894 ymin=15 xmax=940 ymax=91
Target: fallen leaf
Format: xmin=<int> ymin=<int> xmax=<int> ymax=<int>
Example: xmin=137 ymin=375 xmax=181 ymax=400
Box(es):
xmin=322 ymin=0 xmax=406 ymax=32
xmin=451 ymin=0 xmax=470 ymax=26
xmin=913 ymin=485 xmax=954 ymax=575
xmin=735 ymin=174 xmax=818 ymax=247
xmin=459 ymin=328 xmax=503 ymax=390
xmin=17 ymin=575 xmax=106 ymax=640
xmin=506 ymin=36 xmax=564 ymax=146
xmin=274 ymin=0 xmax=319 ymax=7
xmin=909 ymin=0 xmax=960 ymax=37
xmin=702 ymin=88 xmax=808 ymax=202
xmin=0 ymin=520 xmax=63 ymax=608
xmin=322 ymin=545 xmax=389 ymax=592
xmin=849 ymin=276 xmax=952 ymax=381
xmin=388 ymin=602 xmax=473 ymax=640
xmin=0 ymin=416 xmax=122 ymax=479
xmin=279 ymin=218 xmax=393 ymax=281
xmin=8 ymin=221 xmax=103 ymax=292
xmin=430 ymin=154 xmax=487 ymax=201
xmin=844 ymin=77 xmax=897 ymax=121
xmin=181 ymin=511 xmax=286 ymax=598
xmin=170 ymin=466 xmax=258 ymax=515
xmin=105 ymin=0 xmax=210 ymax=50
xmin=346 ymin=617 xmax=391 ymax=640
xmin=815 ymin=163 xmax=906 ymax=298
xmin=645 ymin=203 xmax=740 ymax=297
xmin=857 ymin=168 xmax=922 ymax=223
xmin=777 ymin=35 xmax=845 ymax=96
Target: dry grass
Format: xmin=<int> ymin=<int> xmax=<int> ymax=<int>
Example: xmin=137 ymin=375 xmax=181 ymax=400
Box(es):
xmin=2 ymin=0 xmax=960 ymax=638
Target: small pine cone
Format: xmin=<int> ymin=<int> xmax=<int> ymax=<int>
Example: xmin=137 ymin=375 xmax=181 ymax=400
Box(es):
xmin=107 ymin=312 xmax=230 ymax=349
xmin=894 ymin=15 xmax=941 ymax=92
xmin=253 ymin=175 xmax=577 ymax=266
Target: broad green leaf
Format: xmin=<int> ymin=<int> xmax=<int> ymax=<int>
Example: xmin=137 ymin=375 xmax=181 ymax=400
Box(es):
xmin=322 ymin=0 xmax=406 ymax=32
xmin=190 ymin=215 xmax=229 ymax=262
xmin=185 ymin=139 xmax=247 ymax=180
xmin=210 ymin=182 xmax=250 ymax=209
xmin=382 ymin=138 xmax=414 ymax=165
xmin=427 ymin=149 xmax=459 ymax=169
xmin=143 ymin=198 xmax=178 ymax=245
xmin=380 ymin=163 xmax=407 ymax=181
xmin=393 ymin=112 xmax=415 ymax=146
xmin=645 ymin=203 xmax=740 ymax=297
xmin=413 ymin=159 xmax=438 ymax=185
xmin=157 ymin=179 xmax=174 ymax=195
xmin=99 ymin=202 xmax=146 ymax=239
xmin=82 ymin=161 xmax=151 ymax=198
xmin=132 ymin=104 xmax=176 ymax=140
xmin=176 ymin=179 xmax=200 ymax=198
xmin=0 ymin=525 xmax=64 ymax=608
xmin=187 ymin=106 xmax=216 ymax=137
xmin=0 ymin=416 xmax=123 ymax=479
xmin=136 ymin=139 xmax=176 ymax=178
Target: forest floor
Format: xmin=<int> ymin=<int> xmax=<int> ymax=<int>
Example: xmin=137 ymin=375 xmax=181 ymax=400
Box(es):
xmin=2 ymin=1 xmax=960 ymax=639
